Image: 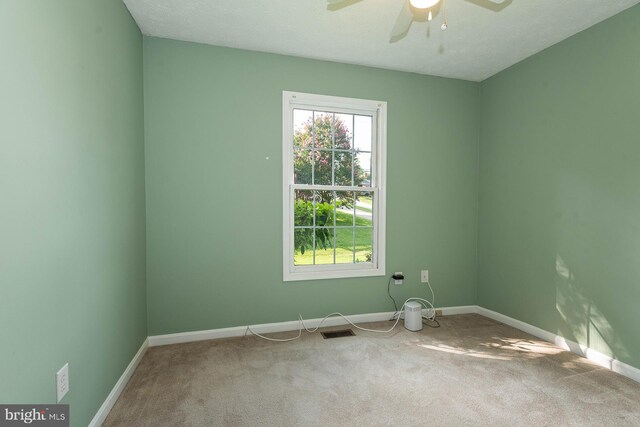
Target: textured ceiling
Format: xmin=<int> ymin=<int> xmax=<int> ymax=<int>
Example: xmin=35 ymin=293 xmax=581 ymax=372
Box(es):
xmin=123 ymin=0 xmax=639 ymax=81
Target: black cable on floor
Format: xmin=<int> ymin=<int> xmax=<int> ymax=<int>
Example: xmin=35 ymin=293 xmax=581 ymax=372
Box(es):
xmin=387 ymin=276 xmax=399 ymax=321
xmin=422 ymin=317 xmax=441 ymax=328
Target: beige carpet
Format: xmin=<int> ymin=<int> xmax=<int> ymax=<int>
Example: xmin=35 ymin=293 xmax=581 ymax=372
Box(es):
xmin=104 ymin=314 xmax=640 ymax=426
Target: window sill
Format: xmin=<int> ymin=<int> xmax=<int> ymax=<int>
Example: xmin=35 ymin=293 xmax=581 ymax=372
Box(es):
xmin=283 ymin=265 xmax=385 ymax=282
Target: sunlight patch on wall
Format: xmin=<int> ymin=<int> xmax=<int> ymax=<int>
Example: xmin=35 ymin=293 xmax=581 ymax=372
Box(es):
xmin=555 ymin=255 xmax=629 ymax=361
xmin=555 ymin=255 xmax=588 ymax=343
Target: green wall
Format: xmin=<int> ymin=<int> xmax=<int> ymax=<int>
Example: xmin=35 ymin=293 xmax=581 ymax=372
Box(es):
xmin=5 ymin=2 xmax=637 ymax=420
xmin=143 ymin=37 xmax=480 ymax=335
xmin=479 ymin=6 xmax=640 ymax=368
xmin=0 ymin=1 xmax=147 ymax=426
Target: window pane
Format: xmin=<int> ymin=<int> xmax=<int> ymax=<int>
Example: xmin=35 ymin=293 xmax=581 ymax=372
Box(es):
xmin=314 ymin=191 xmax=334 ymax=227
xmin=355 ymin=192 xmax=373 ymax=226
xmin=354 ymin=115 xmax=372 ymax=152
xmin=335 ymin=191 xmax=355 ymax=227
xmin=294 ymin=228 xmax=314 ymax=266
xmin=294 ymin=190 xmax=314 ymax=226
xmin=355 ymin=152 xmax=371 ymax=187
xmin=335 ymin=228 xmax=355 ymax=264
xmin=294 ymin=227 xmax=338 ymax=266
xmin=355 ymin=227 xmax=373 ymax=264
xmin=294 ymin=149 xmax=312 ymax=184
xmin=293 ymin=109 xmax=313 ymax=149
xmin=334 ymin=151 xmax=353 ymax=186
xmin=334 ymin=113 xmax=353 ymax=150
xmin=313 ymin=150 xmax=332 ymax=185
xmin=313 ymin=228 xmax=335 ymax=265
xmin=313 ymin=112 xmax=334 ymax=149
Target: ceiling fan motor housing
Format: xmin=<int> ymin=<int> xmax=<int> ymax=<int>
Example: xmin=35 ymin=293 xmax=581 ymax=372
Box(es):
xmin=410 ymin=0 xmax=440 ymax=9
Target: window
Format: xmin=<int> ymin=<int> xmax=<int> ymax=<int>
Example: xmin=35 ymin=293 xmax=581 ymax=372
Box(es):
xmin=282 ymin=91 xmax=386 ymax=281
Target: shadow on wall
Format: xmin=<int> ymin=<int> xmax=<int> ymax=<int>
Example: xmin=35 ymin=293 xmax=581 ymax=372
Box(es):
xmin=555 ymin=255 xmax=631 ymax=365
xmin=552 ymin=166 xmax=640 ymax=367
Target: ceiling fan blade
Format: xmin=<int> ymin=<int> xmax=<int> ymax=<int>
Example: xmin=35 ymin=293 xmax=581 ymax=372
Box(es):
xmin=389 ymin=0 xmax=414 ymax=43
xmin=464 ymin=0 xmax=512 ymax=12
xmin=327 ymin=0 xmax=365 ymax=11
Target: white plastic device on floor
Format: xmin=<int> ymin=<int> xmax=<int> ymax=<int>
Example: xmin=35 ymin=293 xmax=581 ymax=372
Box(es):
xmin=404 ymin=301 xmax=423 ymax=331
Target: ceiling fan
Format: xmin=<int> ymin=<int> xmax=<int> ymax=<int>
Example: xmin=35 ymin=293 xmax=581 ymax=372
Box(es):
xmin=327 ymin=0 xmax=513 ymax=42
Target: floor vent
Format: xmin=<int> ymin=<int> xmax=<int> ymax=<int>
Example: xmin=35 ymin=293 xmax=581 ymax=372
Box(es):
xmin=321 ymin=329 xmax=355 ymax=339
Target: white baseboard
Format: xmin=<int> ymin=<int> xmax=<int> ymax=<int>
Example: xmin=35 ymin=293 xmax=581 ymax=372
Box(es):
xmin=88 ymin=338 xmax=148 ymax=427
xmin=476 ymin=306 xmax=640 ymax=383
xmin=439 ymin=305 xmax=478 ymax=315
xmin=148 ymin=311 xmax=393 ymax=346
xmin=148 ymin=325 xmax=249 ymax=347
xmin=148 ymin=306 xmax=479 ymax=347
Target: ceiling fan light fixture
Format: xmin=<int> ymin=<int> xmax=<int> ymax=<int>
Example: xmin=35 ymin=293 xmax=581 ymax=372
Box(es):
xmin=409 ymin=0 xmax=440 ymax=9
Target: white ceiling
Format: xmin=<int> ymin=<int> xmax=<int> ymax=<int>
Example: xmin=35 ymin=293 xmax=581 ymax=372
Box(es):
xmin=123 ymin=0 xmax=639 ymax=82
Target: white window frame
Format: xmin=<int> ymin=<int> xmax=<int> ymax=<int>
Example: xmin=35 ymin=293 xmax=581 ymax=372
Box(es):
xmin=282 ymin=91 xmax=387 ymax=281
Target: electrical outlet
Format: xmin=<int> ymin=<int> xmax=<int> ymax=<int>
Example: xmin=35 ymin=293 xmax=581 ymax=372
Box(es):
xmin=56 ymin=363 xmax=69 ymax=402
xmin=394 ymin=272 xmax=403 ymax=285
xmin=421 ymin=270 xmax=429 ymax=283
xmin=435 ymin=309 xmax=443 ymax=317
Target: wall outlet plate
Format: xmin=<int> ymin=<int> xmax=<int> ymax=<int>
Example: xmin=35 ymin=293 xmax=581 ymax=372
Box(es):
xmin=421 ymin=270 xmax=429 ymax=283
xmin=56 ymin=363 xmax=69 ymax=402
xmin=435 ymin=309 xmax=443 ymax=317
xmin=394 ymin=271 xmax=403 ymax=285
